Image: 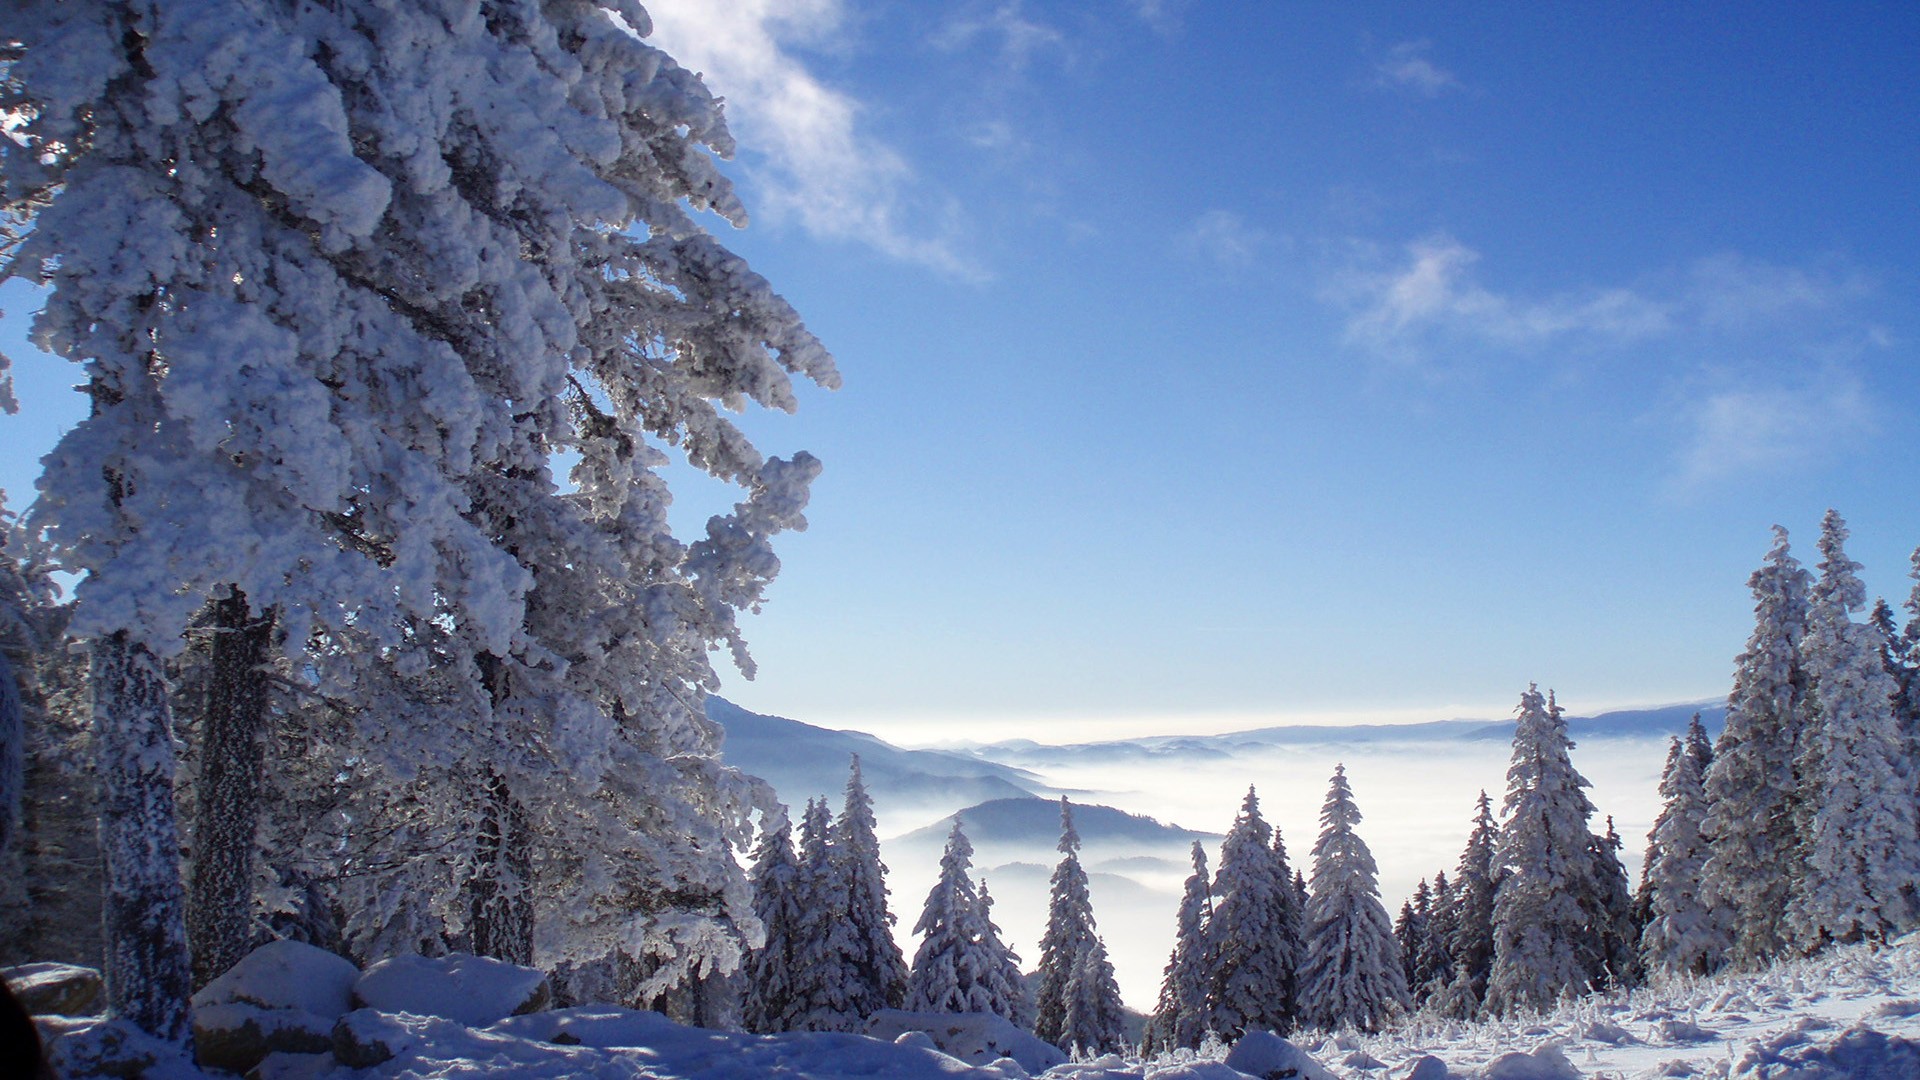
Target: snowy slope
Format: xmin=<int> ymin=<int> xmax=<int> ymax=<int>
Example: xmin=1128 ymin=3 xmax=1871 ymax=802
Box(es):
xmin=47 ymin=932 xmax=1918 ymax=1078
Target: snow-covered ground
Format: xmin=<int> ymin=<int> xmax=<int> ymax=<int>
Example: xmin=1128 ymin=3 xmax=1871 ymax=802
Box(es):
xmin=38 ymin=933 xmax=1920 ymax=1078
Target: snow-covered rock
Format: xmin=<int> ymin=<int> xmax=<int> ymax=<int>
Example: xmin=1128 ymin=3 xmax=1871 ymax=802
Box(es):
xmin=1401 ymin=1055 xmax=1456 ymax=1080
xmin=1222 ymin=1030 xmax=1338 ymax=1080
xmin=1476 ymin=1041 xmax=1580 ymax=1080
xmin=352 ymin=953 xmax=550 ymax=1027
xmin=192 ymin=940 xmax=360 ymax=1019
xmin=869 ymin=1009 xmax=1070 ymax=1074
xmin=1729 ymin=1021 xmax=1920 ymax=1079
xmin=192 ymin=1001 xmax=335 ymax=1073
xmin=4 ymin=961 xmax=104 ymax=1015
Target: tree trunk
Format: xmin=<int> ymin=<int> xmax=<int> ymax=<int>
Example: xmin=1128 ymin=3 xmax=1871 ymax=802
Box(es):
xmin=465 ymin=651 xmax=533 ymax=964
xmin=0 ymin=648 xmax=22 ymax=862
xmin=467 ymin=766 xmax=533 ymax=964
xmin=92 ymin=630 xmax=194 ymax=1045
xmin=187 ymin=591 xmax=274 ymax=988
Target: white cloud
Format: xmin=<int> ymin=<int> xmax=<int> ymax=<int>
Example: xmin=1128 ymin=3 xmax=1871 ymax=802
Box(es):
xmin=643 ymin=0 xmax=979 ymax=278
xmin=1672 ymin=376 xmax=1876 ymax=493
xmin=1177 ymin=209 xmax=1267 ymax=267
xmin=1341 ymin=235 xmax=1670 ymax=358
xmin=931 ymin=2 xmax=1068 ymax=69
xmin=1374 ymin=40 xmax=1459 ymax=98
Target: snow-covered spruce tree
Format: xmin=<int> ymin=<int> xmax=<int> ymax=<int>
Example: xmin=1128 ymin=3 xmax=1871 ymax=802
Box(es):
xmin=1206 ymin=786 xmax=1300 ymax=1040
xmin=1417 ymin=872 xmax=1457 ymax=1005
xmin=1783 ymin=511 xmax=1920 ymax=949
xmin=3 ymin=0 xmax=836 ymax=1032
xmin=835 ymin=756 xmax=908 ymax=1017
xmin=1587 ymin=816 xmax=1641 ymax=988
xmin=906 ymin=820 xmax=988 ymax=1014
xmin=1060 ymin=929 xmax=1127 ymax=1056
xmin=1394 ymin=881 xmax=1431 ymax=995
xmin=972 ymin=878 xmax=1028 ymax=1024
xmin=1299 ymin=765 xmax=1409 ymax=1033
xmin=1640 ymin=735 xmax=1725 ymax=975
xmin=1701 ymin=526 xmax=1812 ymax=969
xmin=787 ymin=797 xmax=859 ymax=1031
xmin=1486 ymin=685 xmax=1599 ymax=1015
xmin=1436 ymin=790 xmax=1499 ymax=1017
xmin=1034 ymin=797 xmax=1110 ymax=1049
xmin=1147 ymin=840 xmax=1214 ymax=1054
xmin=743 ymin=807 xmax=804 ymax=1033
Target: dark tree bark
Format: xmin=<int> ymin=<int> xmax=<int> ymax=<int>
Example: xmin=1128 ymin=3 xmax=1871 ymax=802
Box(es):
xmin=91 ymin=630 xmax=194 ymax=1045
xmin=187 ymin=591 xmax=275 ymax=988
xmin=465 ymin=651 xmax=532 ymax=964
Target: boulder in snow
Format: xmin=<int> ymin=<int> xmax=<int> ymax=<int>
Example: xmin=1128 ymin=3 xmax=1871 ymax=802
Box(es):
xmin=867 ymin=1009 xmax=1068 ymax=1074
xmin=1729 ymin=1021 xmax=1920 ymax=1079
xmin=1401 ymin=1055 xmax=1455 ymax=1080
xmin=192 ymin=1001 xmax=335 ymax=1073
xmin=352 ymin=953 xmax=550 ymax=1028
xmin=333 ymin=1009 xmax=419 ymax=1068
xmin=1582 ymin=1020 xmax=1637 ymax=1045
xmin=1222 ymin=1030 xmax=1339 ymax=1080
xmin=4 ymin=961 xmax=104 ymax=1016
xmin=1476 ymin=1040 xmax=1580 ymax=1080
xmin=40 ymin=1016 xmax=177 ymax=1078
xmin=193 ymin=940 xmax=360 ymax=1020
xmin=1652 ymin=1018 xmax=1714 ymax=1044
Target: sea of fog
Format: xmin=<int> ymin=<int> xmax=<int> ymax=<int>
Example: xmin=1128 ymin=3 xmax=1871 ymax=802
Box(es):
xmin=876 ymin=731 xmax=1672 ymax=1013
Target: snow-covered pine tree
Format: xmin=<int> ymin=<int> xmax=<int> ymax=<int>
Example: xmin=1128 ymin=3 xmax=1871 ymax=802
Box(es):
xmin=1587 ymin=817 xmax=1641 ymax=988
xmin=743 ymin=807 xmax=804 ymax=1033
xmin=1298 ymin=765 xmax=1409 ymax=1033
xmin=1034 ymin=797 xmax=1116 ymax=1049
xmin=1640 ymin=735 xmax=1725 ymax=975
xmin=3 ymin=0 xmax=837 ymax=1035
xmin=1783 ymin=511 xmax=1920 ymax=949
xmin=1701 ymin=526 xmax=1812 ymax=968
xmin=835 ymin=755 xmax=908 ymax=1017
xmin=788 ymin=798 xmax=858 ymax=1031
xmin=1207 ymin=786 xmax=1300 ymax=1040
xmin=906 ymin=820 xmax=985 ymax=1013
xmin=1417 ymin=872 xmax=1457 ymax=1006
xmin=1060 ymin=930 xmax=1127 ymax=1057
xmin=1487 ymin=685 xmax=1598 ymax=1015
xmin=1394 ymin=881 xmax=1432 ymax=995
xmin=1436 ymin=790 xmax=1499 ymax=1017
xmin=1035 ymin=797 xmax=1090 ymax=1044
xmin=1147 ymin=840 xmax=1214 ymax=1053
xmin=972 ymin=878 xmax=1028 ymax=1024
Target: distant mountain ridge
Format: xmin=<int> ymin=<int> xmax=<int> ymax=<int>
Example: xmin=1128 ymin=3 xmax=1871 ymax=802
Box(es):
xmin=896 ymin=797 xmax=1220 ymax=852
xmin=705 ymin=698 xmax=1044 ymax=819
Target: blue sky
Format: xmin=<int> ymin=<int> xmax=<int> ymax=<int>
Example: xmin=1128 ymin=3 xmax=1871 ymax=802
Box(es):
xmin=6 ymin=2 xmax=1919 ymax=742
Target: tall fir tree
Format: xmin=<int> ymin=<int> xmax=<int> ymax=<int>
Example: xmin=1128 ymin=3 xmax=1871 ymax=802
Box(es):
xmin=788 ymin=798 xmax=859 ymax=1031
xmin=1640 ymin=736 xmax=1725 ymax=975
xmin=1034 ymin=797 xmax=1102 ymax=1048
xmin=743 ymin=808 xmax=805 ymax=1033
xmin=1393 ymin=882 xmax=1431 ymax=994
xmin=1298 ymin=766 xmax=1409 ymax=1033
xmin=1438 ymin=790 xmax=1499 ymax=1017
xmin=972 ymin=878 xmax=1028 ymax=1025
xmin=835 ymin=756 xmax=908 ymax=1017
xmin=1060 ymin=930 xmax=1127 ymax=1056
xmin=1701 ymin=526 xmax=1812 ymax=969
xmin=906 ymin=821 xmax=989 ymax=1014
xmin=1206 ymin=786 xmax=1300 ymax=1040
xmin=1147 ymin=840 xmax=1215 ymax=1054
xmin=1783 ymin=511 xmax=1920 ymax=948
xmin=1416 ymin=872 xmax=1458 ymax=1006
xmin=1487 ymin=685 xmax=1599 ymax=1015
xmin=1586 ymin=817 xmax=1641 ymax=989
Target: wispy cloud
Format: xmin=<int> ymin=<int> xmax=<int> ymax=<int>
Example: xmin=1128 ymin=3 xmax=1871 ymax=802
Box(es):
xmin=1339 ymin=235 xmax=1669 ymax=360
xmin=1178 ymin=210 xmax=1268 ymax=268
xmin=932 ymin=1 xmax=1068 ymax=70
xmin=1670 ymin=374 xmax=1877 ymax=494
xmin=643 ymin=0 xmax=979 ymax=279
xmin=1373 ymin=40 xmax=1460 ymax=98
